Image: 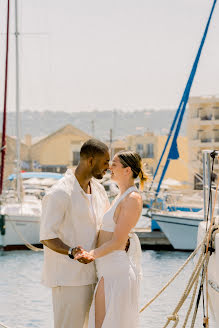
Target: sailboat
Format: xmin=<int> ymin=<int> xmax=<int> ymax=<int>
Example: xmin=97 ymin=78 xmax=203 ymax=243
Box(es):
xmin=145 ymin=0 xmax=218 ymax=249
xmin=0 ymin=1 xmax=63 ymax=250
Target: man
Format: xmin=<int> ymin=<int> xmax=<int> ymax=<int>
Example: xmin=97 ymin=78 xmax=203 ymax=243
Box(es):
xmin=40 ymin=139 xmax=110 ymax=328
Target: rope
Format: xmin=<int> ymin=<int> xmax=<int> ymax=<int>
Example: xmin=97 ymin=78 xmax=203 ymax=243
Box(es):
xmin=204 ymin=173 xmax=219 ymax=327
xmin=0 ymin=322 xmax=11 ymax=328
xmin=139 ymin=236 xmax=206 ymax=313
xmin=162 ymin=176 xmax=218 ymax=327
xmin=162 ymin=250 xmax=207 ymax=327
xmin=181 ymin=272 xmax=199 ymax=328
xmin=6 ymin=215 xmax=43 ymax=252
xmin=190 ymin=255 xmax=210 ymax=327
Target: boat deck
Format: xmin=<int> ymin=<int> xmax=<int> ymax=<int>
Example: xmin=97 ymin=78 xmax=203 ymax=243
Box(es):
xmin=134 ymin=228 xmax=173 ymax=250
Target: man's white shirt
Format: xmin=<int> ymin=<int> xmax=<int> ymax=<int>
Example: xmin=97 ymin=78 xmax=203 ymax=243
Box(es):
xmin=40 ymin=169 xmax=109 ymax=287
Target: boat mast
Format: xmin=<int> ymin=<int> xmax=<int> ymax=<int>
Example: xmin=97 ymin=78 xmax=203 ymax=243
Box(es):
xmin=0 ymin=0 xmax=10 ymax=195
xmin=154 ymin=0 xmax=218 ymax=196
xmin=15 ymin=0 xmax=21 ymax=202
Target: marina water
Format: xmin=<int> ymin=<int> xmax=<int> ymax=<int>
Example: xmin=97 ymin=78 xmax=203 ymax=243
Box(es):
xmin=0 ymin=250 xmax=216 ymax=327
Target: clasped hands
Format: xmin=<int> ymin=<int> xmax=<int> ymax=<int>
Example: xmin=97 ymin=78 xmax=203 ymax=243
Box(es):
xmin=73 ymin=238 xmax=130 ymax=264
xmin=74 ymin=246 xmax=94 ymax=264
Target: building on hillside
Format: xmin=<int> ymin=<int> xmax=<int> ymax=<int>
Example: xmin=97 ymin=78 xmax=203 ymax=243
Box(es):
xmin=187 ymin=96 xmax=219 ymax=189
xmin=0 ymin=134 xmax=29 ymax=181
xmin=111 ymin=139 xmax=127 ymax=157
xmin=114 ymin=132 xmax=189 ymax=188
xmin=30 ymin=125 xmax=91 ymax=173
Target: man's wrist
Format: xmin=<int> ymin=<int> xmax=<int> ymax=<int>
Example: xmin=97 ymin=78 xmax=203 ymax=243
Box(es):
xmin=68 ymin=247 xmax=75 ymax=259
xmin=68 ymin=246 xmax=80 ymax=259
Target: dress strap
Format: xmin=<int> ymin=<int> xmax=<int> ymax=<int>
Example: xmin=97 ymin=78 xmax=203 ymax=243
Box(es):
xmin=115 ymin=186 xmax=138 ymax=206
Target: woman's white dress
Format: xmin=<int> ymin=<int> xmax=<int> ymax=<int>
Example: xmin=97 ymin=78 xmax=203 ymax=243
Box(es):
xmin=88 ymin=186 xmax=142 ymax=328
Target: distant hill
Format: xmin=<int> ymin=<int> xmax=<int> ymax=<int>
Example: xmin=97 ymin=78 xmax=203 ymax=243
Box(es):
xmin=1 ymin=109 xmax=187 ymax=142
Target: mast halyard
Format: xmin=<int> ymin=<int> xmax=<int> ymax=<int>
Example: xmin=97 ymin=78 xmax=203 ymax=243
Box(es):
xmin=15 ymin=0 xmax=21 ymax=202
xmin=0 ymin=0 xmax=10 ymax=196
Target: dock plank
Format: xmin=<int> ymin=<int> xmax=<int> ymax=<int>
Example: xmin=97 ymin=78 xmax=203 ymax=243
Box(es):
xmin=134 ymin=228 xmax=173 ymax=250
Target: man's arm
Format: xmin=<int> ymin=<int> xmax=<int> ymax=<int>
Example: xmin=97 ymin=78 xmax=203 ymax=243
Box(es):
xmin=41 ymin=238 xmax=94 ymax=263
xmin=40 ymin=189 xmax=94 ymax=263
xmin=40 ymin=190 xmax=81 ymax=258
xmin=41 ymin=238 xmax=72 ymax=255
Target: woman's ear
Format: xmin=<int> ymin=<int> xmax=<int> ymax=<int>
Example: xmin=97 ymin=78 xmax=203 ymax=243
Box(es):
xmin=125 ymin=166 xmax=132 ymax=176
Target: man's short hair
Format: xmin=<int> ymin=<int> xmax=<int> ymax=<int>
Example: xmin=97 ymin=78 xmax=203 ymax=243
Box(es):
xmin=80 ymin=139 xmax=108 ymax=159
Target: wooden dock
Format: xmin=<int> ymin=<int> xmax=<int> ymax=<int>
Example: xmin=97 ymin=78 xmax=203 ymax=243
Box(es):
xmin=4 ymin=229 xmax=172 ymax=251
xmin=134 ymin=228 xmax=173 ymax=250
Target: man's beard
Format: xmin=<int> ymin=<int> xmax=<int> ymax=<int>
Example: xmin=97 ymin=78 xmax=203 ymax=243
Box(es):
xmin=92 ymin=167 xmax=105 ymax=179
xmin=94 ymin=173 xmax=103 ymax=179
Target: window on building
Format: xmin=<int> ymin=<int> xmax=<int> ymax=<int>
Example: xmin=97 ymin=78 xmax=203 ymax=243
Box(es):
xmin=146 ymin=144 xmax=154 ymax=158
xmin=214 ymin=131 xmax=219 ymax=142
xmin=213 ymin=107 xmax=219 ymax=120
xmin=73 ymin=151 xmax=80 ymax=166
xmin=136 ymin=144 xmax=144 ymax=157
xmin=200 ymin=113 xmax=212 ymax=121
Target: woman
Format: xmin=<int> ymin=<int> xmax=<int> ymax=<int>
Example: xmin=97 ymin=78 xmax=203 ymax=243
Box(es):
xmin=75 ymin=150 xmax=147 ymax=328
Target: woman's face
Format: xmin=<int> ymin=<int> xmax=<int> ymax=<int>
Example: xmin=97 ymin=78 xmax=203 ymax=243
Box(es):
xmin=110 ymin=155 xmax=126 ymax=181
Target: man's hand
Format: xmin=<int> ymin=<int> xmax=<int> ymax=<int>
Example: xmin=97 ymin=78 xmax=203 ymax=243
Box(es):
xmin=74 ymin=248 xmax=95 ymax=264
xmin=72 ymin=246 xmax=83 ymax=257
xmin=125 ymin=238 xmax=130 ymax=252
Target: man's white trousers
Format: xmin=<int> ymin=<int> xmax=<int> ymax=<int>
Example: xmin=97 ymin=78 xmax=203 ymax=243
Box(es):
xmin=52 ymin=285 xmax=94 ymax=328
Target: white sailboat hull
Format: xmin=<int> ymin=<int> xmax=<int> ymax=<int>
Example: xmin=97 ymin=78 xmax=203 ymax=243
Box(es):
xmin=151 ymin=212 xmax=203 ymax=250
xmin=0 ymin=197 xmax=41 ymax=248
xmin=197 ymin=221 xmax=219 ymax=327
xmin=2 ymin=215 xmax=40 ymax=246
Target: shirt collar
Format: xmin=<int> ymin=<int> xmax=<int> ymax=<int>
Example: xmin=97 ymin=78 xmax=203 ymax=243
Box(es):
xmin=65 ymin=168 xmax=96 ymax=197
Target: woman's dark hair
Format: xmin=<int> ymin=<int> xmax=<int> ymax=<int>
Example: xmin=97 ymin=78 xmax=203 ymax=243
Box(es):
xmin=117 ymin=150 xmax=148 ymax=190
xmin=80 ymin=139 xmax=108 ymax=159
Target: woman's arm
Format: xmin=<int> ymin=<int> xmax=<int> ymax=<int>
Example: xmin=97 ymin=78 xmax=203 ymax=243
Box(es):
xmin=75 ymin=192 xmax=142 ymax=260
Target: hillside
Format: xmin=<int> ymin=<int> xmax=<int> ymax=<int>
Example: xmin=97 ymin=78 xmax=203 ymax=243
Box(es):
xmin=1 ymin=109 xmax=187 ymax=141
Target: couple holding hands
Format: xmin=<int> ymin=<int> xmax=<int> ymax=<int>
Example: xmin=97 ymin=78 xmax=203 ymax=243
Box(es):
xmin=40 ymin=138 xmax=147 ymax=328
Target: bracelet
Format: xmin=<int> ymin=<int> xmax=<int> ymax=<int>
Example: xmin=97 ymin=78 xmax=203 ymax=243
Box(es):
xmin=68 ymin=247 xmax=75 ymax=259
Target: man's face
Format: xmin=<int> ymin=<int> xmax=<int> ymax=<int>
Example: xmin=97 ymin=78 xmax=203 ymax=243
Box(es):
xmin=91 ymin=151 xmax=110 ymax=179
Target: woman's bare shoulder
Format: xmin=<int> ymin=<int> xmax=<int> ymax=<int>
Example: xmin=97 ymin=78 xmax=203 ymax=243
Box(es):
xmin=127 ymin=190 xmax=142 ymax=201
xmin=121 ymin=191 xmax=142 ymax=209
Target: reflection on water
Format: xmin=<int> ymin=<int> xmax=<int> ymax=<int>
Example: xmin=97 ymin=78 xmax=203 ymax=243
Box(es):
xmin=0 ymin=250 xmax=216 ymax=328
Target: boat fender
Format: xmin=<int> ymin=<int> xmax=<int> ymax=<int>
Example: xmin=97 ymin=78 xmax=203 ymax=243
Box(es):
xmin=0 ymin=215 xmax=5 ymax=235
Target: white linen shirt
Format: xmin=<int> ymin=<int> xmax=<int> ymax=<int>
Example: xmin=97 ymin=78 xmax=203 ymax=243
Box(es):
xmin=40 ymin=169 xmax=109 ymax=287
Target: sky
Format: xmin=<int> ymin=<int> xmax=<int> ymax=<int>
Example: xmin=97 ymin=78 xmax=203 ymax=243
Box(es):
xmin=0 ymin=0 xmax=219 ymax=113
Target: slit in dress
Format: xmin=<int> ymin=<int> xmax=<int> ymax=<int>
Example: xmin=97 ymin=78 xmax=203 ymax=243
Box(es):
xmin=95 ymin=276 xmax=106 ymax=328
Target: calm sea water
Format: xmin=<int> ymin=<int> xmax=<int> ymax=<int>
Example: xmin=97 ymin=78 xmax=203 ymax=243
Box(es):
xmin=0 ymin=250 xmax=216 ymax=328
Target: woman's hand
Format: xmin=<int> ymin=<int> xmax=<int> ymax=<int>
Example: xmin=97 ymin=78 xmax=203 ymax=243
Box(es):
xmin=74 ymin=248 xmax=95 ymax=264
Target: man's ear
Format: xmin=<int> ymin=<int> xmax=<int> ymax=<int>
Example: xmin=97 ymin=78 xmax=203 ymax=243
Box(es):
xmin=87 ymin=157 xmax=94 ymax=167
